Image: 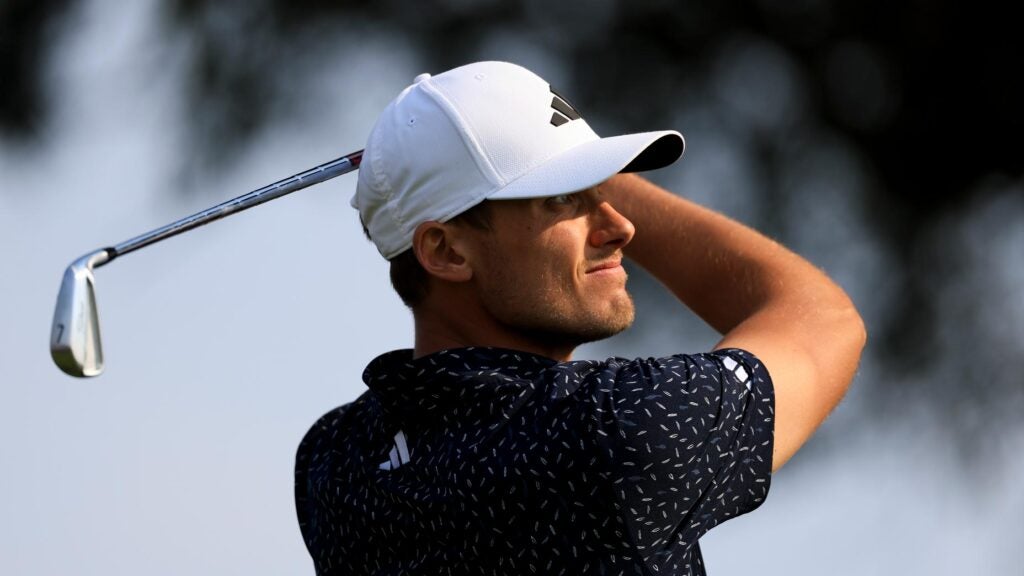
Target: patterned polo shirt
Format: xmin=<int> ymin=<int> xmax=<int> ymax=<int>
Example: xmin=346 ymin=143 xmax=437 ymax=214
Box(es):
xmin=295 ymin=347 xmax=774 ymax=575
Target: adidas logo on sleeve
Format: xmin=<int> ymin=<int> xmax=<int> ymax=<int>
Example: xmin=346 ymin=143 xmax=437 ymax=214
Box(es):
xmin=379 ymin=430 xmax=410 ymax=470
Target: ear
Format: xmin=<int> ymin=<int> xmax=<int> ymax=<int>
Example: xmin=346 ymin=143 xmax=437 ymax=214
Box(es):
xmin=412 ymin=221 xmax=474 ymax=283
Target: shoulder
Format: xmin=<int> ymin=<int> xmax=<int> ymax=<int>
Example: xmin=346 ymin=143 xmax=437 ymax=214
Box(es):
xmin=295 ymin=392 xmax=380 ymax=465
xmin=547 ymin=350 xmax=773 ymax=441
xmin=566 ymin=350 xmax=774 ymax=462
xmin=568 ymin=348 xmax=772 ymax=396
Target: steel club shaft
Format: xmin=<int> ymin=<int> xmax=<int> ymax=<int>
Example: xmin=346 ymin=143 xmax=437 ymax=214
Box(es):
xmin=50 ymin=149 xmax=363 ymax=377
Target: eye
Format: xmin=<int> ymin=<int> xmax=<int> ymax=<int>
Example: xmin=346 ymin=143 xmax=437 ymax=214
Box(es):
xmin=545 ymin=193 xmax=577 ymax=206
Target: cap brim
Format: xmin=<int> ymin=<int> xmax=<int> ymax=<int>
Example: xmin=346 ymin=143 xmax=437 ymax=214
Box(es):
xmin=488 ymin=130 xmax=684 ymax=200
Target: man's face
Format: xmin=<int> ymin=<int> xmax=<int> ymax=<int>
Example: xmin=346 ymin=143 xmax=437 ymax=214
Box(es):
xmin=460 ymin=185 xmax=637 ymax=349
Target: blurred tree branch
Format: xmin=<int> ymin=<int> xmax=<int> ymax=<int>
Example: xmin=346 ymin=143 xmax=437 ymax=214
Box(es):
xmin=2 ymin=0 xmax=1022 ymax=460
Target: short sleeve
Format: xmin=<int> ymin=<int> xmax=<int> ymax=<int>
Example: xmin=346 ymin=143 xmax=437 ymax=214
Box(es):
xmin=590 ymin=348 xmax=774 ymax=568
xmin=295 ymin=403 xmax=354 ymax=574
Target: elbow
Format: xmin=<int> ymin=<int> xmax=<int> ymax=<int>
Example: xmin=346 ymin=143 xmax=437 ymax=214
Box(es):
xmin=819 ymin=282 xmax=867 ymax=355
xmin=843 ymin=300 xmax=868 ymax=355
xmin=833 ymin=298 xmax=868 ymax=392
xmin=855 ymin=311 xmax=868 ymax=354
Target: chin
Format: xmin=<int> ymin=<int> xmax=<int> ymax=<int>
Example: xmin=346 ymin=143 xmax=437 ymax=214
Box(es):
xmin=487 ymin=290 xmax=636 ymax=349
xmin=567 ymin=299 xmax=637 ymax=345
xmin=503 ymin=306 xmax=634 ymax=351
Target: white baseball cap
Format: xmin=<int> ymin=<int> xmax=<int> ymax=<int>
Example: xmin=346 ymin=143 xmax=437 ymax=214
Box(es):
xmin=353 ymin=61 xmax=685 ymax=259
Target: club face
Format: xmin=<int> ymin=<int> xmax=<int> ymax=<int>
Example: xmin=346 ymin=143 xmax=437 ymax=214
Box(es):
xmin=51 ymin=251 xmax=111 ymax=377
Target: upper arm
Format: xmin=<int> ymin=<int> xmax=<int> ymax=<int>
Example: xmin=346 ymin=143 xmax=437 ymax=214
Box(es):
xmin=715 ymin=302 xmax=866 ymax=472
xmin=590 ymin=353 xmax=774 ymax=558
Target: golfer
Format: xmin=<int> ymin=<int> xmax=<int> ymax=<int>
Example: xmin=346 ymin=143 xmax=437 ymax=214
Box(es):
xmin=295 ymin=61 xmax=866 ymax=575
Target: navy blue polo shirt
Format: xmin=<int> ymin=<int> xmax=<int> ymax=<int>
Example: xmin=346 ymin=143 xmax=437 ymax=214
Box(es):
xmin=295 ymin=347 xmax=774 ymax=575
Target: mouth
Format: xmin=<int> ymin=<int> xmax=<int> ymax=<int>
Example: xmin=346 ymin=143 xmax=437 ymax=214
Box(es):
xmin=585 ymin=259 xmax=624 ymax=275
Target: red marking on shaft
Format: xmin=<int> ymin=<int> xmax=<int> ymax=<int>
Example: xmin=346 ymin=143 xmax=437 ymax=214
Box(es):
xmin=348 ymin=150 xmax=364 ymax=167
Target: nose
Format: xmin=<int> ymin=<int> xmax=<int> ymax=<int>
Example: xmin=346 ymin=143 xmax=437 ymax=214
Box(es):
xmin=588 ymin=201 xmax=635 ymax=249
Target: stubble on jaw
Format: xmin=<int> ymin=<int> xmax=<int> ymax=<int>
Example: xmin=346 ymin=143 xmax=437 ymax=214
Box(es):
xmin=474 ymin=262 xmax=637 ymax=350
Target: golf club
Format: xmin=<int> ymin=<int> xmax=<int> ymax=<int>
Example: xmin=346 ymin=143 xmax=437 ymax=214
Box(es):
xmin=50 ymin=149 xmax=364 ymax=378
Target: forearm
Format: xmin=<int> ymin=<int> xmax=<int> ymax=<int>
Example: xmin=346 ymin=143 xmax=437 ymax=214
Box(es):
xmin=603 ymin=173 xmax=857 ymax=336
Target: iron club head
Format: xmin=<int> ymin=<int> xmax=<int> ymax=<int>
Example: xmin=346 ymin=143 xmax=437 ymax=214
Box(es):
xmin=50 ymin=249 xmax=113 ymax=377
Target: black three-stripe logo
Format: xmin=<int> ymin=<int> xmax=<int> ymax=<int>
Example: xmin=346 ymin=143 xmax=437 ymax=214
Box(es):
xmin=550 ymin=88 xmax=582 ymax=127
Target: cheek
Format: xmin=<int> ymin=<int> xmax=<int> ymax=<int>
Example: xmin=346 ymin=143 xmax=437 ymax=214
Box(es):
xmin=476 ymin=248 xmax=561 ymax=311
xmin=476 ymin=225 xmax=584 ymax=299
xmin=542 ymin=233 xmax=585 ymax=288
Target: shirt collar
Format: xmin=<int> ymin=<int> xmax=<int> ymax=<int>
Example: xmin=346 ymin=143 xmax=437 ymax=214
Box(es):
xmin=362 ymin=347 xmax=561 ymax=420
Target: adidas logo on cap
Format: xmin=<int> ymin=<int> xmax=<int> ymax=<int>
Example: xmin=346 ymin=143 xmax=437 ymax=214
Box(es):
xmin=549 ymin=89 xmax=582 ymax=127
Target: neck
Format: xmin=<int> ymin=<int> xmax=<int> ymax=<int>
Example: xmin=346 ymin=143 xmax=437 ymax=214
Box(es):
xmin=412 ymin=293 xmax=576 ymax=362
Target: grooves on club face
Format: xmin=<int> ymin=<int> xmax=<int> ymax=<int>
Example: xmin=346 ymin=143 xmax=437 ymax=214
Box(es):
xmin=51 ymin=249 xmax=113 ymax=377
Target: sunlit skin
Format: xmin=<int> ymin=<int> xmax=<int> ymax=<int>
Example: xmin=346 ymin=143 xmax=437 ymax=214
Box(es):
xmin=412 ymin=173 xmax=866 ymax=471
xmin=411 ymin=185 xmax=636 ymax=361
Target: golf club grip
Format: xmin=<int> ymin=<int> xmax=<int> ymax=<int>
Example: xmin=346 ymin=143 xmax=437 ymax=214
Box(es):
xmin=108 ymin=150 xmax=364 ymax=262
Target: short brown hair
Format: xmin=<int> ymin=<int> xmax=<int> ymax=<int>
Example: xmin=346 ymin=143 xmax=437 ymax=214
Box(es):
xmin=364 ymin=201 xmax=493 ymax=308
